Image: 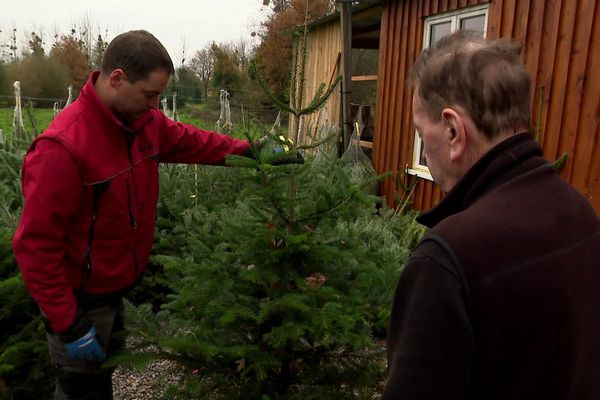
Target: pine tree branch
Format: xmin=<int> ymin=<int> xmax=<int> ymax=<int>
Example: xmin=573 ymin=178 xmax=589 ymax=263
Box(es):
xmin=251 ymin=60 xmax=297 ymax=116
xmin=257 ymin=169 xmax=292 ymax=225
xmin=295 ymin=192 xmax=356 ymax=224
xmin=299 ymin=75 xmax=341 ymax=116
xmin=553 ymin=153 xmax=568 ymax=172
xmin=303 ymin=83 xmax=326 ymax=111
xmin=296 ymin=131 xmax=338 ymax=150
xmin=0 ymin=200 xmax=18 ymax=230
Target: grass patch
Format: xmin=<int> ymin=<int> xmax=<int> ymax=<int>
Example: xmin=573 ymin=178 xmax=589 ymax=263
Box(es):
xmin=0 ymin=108 xmax=54 ymax=137
xmin=0 ymin=105 xmax=266 ymax=144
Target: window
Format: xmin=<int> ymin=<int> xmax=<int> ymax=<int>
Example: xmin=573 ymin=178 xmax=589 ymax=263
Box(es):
xmin=409 ymin=4 xmax=488 ymax=180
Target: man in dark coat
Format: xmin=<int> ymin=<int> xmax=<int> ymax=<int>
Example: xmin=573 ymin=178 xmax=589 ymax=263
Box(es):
xmin=382 ymin=30 xmax=600 ymax=399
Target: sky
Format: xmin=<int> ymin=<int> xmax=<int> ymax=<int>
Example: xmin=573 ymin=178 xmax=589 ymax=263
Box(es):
xmin=0 ymin=0 xmax=269 ymax=63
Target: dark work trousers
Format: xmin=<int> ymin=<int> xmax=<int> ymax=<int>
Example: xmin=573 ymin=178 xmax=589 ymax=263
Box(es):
xmin=46 ymin=301 xmax=126 ymax=400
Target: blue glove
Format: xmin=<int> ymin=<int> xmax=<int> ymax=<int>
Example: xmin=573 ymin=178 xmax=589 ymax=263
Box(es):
xmin=64 ymin=326 xmax=106 ymax=362
xmin=271 ymin=147 xmax=304 ymax=165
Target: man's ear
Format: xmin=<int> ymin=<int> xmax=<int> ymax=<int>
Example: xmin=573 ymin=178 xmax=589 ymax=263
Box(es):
xmin=442 ymin=107 xmax=467 ymax=161
xmin=108 ymin=69 xmax=126 ymax=89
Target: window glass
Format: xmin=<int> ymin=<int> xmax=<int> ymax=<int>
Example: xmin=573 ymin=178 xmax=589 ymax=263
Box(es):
xmin=430 ymin=21 xmax=452 ymax=46
xmin=460 ymin=15 xmax=486 ymax=33
xmin=419 ymin=141 xmax=427 ymax=166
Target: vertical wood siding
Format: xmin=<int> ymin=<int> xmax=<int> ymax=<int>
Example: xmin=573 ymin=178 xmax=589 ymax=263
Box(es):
xmin=373 ymin=0 xmax=600 ymax=213
xmin=299 ymin=21 xmax=342 ymax=144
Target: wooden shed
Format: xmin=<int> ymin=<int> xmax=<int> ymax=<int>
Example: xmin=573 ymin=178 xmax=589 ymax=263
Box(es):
xmin=297 ymin=0 xmax=600 ymax=214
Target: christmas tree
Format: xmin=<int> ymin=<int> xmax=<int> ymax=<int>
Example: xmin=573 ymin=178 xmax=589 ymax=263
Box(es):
xmin=0 ymin=140 xmax=54 ymax=400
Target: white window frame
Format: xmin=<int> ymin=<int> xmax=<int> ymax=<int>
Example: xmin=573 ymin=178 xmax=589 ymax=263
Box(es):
xmin=408 ymin=4 xmax=489 ymax=180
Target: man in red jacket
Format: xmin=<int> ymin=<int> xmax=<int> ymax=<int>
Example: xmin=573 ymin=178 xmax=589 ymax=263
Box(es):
xmin=383 ymin=30 xmax=600 ymax=399
xmin=12 ymin=30 xmax=255 ymax=399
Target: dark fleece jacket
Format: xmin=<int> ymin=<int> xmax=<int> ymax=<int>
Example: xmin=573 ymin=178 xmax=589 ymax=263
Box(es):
xmin=383 ymin=133 xmax=600 ymax=400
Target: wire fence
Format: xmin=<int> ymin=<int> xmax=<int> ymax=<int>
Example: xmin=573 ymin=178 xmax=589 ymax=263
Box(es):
xmin=0 ymin=84 xmax=283 ymax=105
xmin=0 ymin=88 xmax=286 ymax=136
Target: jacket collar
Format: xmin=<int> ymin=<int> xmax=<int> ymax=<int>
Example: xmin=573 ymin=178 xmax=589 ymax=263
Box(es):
xmin=79 ymin=71 xmax=154 ymax=133
xmin=417 ymin=132 xmax=546 ymax=228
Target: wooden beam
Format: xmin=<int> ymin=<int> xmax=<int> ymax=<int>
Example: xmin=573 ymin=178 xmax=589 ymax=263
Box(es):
xmin=352 ymin=25 xmax=381 ymax=36
xmin=360 ymin=140 xmax=373 ymax=149
xmin=353 ymin=4 xmax=384 ymax=23
xmin=340 ymin=2 xmax=353 ymax=151
xmin=352 ymin=75 xmax=378 ymax=82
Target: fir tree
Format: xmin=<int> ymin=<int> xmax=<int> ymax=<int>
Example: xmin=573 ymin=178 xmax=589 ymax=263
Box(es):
xmin=0 ymin=143 xmax=54 ymax=400
xmin=117 ymin=151 xmax=417 ymax=399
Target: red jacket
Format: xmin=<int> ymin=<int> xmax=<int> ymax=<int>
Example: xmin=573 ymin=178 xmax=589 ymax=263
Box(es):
xmin=12 ymin=71 xmax=249 ymax=334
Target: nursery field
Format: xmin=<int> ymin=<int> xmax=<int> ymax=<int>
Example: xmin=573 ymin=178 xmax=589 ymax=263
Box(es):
xmin=0 ymin=106 xmax=261 ymax=143
xmin=0 ymin=106 xmax=220 ymax=136
xmin=0 ymin=108 xmax=54 ymax=138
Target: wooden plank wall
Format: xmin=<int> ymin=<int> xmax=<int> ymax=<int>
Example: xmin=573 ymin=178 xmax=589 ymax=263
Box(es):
xmin=299 ymin=21 xmax=342 ymax=145
xmin=373 ymin=0 xmax=600 ymax=214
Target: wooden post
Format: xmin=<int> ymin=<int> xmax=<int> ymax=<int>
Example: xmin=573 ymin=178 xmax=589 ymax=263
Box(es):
xmin=340 ymin=1 xmax=353 ymax=151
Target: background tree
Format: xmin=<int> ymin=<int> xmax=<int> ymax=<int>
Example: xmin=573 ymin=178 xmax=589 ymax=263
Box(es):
xmin=171 ymin=64 xmax=203 ymax=106
xmin=51 ymin=35 xmax=89 ymax=93
xmin=211 ymin=42 xmax=245 ymax=92
xmin=0 ymin=28 xmax=19 ymax=61
xmin=263 ymin=0 xmax=292 ymax=13
xmin=90 ymin=33 xmax=108 ymax=70
xmin=231 ymin=38 xmax=252 ymax=71
xmin=60 ymin=17 xmax=109 ymax=70
xmin=2 ymin=55 xmax=70 ymax=101
xmin=189 ymin=44 xmax=215 ymax=100
xmin=71 ymin=15 xmax=94 ymax=67
xmin=0 ymin=62 xmax=5 ymax=105
xmin=25 ymin=32 xmax=44 ymax=57
xmin=8 ymin=29 xmax=18 ymax=61
xmin=255 ymin=0 xmax=333 ymax=96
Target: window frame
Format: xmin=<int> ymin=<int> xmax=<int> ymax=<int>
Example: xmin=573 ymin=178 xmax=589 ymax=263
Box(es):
xmin=408 ymin=4 xmax=489 ymax=180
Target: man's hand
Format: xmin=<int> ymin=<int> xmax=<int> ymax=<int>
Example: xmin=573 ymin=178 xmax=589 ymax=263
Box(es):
xmin=243 ymin=140 xmax=305 ymax=166
xmin=271 ymin=146 xmax=304 ymax=165
xmin=63 ymin=326 xmax=106 ymax=362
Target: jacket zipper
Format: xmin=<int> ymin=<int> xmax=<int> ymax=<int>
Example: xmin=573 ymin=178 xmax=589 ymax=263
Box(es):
xmin=126 ymin=128 xmax=139 ymax=278
xmin=125 ymin=129 xmax=139 ymax=230
xmin=79 ymin=181 xmax=110 ymax=290
xmin=126 ymin=178 xmax=138 ymax=229
xmin=80 ymin=212 xmax=96 ymax=290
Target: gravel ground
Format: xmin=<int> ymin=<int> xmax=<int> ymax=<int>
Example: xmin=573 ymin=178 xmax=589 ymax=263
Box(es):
xmin=113 ymin=359 xmax=185 ymax=400
xmin=112 ymin=340 xmax=387 ymax=399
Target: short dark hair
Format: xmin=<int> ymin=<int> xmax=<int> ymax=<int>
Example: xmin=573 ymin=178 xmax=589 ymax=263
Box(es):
xmin=101 ymin=30 xmax=174 ymax=82
xmin=410 ymin=30 xmax=531 ymax=138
